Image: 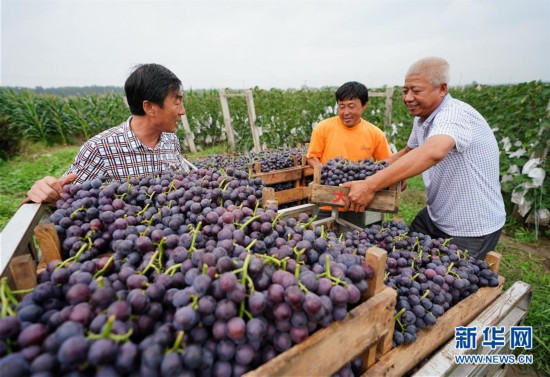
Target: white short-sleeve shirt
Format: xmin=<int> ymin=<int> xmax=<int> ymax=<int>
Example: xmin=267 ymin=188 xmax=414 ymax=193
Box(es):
xmin=407 ymin=94 xmax=505 ymax=237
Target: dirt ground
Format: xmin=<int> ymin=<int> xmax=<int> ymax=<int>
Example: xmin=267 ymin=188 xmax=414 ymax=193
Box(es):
xmin=499 ymin=234 xmax=550 ymax=272
xmin=507 ymin=364 xmax=549 ymax=377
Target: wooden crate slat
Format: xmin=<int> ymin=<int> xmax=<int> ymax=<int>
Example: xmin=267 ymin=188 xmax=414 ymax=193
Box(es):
xmin=254 ymin=166 xmax=304 ymax=185
xmin=485 ymin=251 xmax=501 ymax=273
xmin=34 ymin=223 xmax=62 ymax=264
xmin=273 ymin=186 xmax=310 ymax=204
xmin=8 ymin=254 xmax=37 ymax=291
xmin=244 ymin=286 xmax=397 ymax=377
xmin=310 ymin=183 xmax=399 ymax=213
xmin=363 ymin=276 xmax=506 ymax=377
xmin=0 ymin=203 xmax=45 ymax=277
xmin=303 ymin=165 xmax=314 ymax=178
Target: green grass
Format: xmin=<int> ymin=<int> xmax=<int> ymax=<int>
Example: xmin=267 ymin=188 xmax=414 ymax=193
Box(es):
xmin=0 ymin=143 xmax=80 ymax=229
xmin=495 ymin=242 xmax=550 ymax=374
xmin=386 ymin=175 xmax=426 ymax=224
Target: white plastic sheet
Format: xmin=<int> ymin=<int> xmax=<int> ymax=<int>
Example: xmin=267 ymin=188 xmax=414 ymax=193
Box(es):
xmin=508 ymin=148 xmax=527 ymax=158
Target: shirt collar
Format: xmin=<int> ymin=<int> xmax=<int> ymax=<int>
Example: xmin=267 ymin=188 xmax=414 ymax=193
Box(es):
xmin=423 ymin=93 xmax=452 ymax=124
xmin=125 ymin=115 xmax=167 ymax=150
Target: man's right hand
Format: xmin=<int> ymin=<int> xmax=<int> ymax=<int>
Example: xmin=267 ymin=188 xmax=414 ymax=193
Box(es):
xmin=26 ymin=173 xmax=78 ymax=204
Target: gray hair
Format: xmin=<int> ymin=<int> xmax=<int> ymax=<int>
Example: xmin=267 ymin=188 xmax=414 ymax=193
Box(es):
xmin=406 ymin=57 xmax=450 ymax=87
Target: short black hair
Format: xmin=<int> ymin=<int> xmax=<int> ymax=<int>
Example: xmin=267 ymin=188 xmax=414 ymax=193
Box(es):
xmin=335 ymin=81 xmax=369 ymax=106
xmin=125 ymin=64 xmax=182 ymax=115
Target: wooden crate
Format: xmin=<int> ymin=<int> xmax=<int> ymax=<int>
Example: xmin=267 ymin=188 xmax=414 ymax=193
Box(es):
xmin=249 ymin=160 xmax=304 ymax=186
xmin=243 ymin=211 xmax=509 ymax=376
xmin=308 ymin=165 xmax=400 ymax=213
xmin=363 ymin=253 xmax=507 ymax=377
xmin=262 ymin=186 xmax=310 ymax=208
xmin=252 ymin=158 xmax=311 ymax=206
xmin=412 ymin=280 xmax=532 ymax=377
xmin=0 ymin=203 xmax=57 ymax=290
xmin=244 ymin=245 xmax=397 ymax=377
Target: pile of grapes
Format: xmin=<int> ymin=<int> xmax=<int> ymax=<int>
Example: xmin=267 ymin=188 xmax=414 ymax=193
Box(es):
xmin=0 ymin=169 xmax=374 ymax=376
xmin=0 ymin=167 xmax=500 ymax=375
xmin=193 ymin=147 xmax=307 ymax=174
xmin=338 ymin=223 xmax=500 ymax=346
xmin=320 ymin=158 xmax=388 ymax=186
xmin=193 ymin=147 xmax=307 ymax=193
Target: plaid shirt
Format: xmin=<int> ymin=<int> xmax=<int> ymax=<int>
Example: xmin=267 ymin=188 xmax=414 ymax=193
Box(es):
xmin=65 ymin=117 xmax=191 ymax=183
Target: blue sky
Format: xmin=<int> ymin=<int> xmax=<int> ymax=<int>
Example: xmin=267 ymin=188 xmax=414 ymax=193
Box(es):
xmin=1 ymin=0 xmax=549 ymax=89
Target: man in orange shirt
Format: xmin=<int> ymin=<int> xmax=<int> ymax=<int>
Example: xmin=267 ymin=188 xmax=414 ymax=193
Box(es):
xmin=307 ymin=81 xmax=392 ymax=226
xmin=307 ymin=81 xmax=391 ymax=166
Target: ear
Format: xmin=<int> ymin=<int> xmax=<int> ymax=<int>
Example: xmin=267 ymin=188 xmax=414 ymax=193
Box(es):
xmin=143 ymin=100 xmax=156 ymax=117
xmin=439 ymin=83 xmax=448 ymax=97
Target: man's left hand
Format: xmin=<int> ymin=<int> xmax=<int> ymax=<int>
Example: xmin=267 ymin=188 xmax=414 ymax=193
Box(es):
xmin=341 ymin=180 xmax=376 ymax=212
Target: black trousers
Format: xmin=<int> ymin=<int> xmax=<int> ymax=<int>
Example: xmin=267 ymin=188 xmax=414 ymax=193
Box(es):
xmin=409 ymin=207 xmax=502 ymax=260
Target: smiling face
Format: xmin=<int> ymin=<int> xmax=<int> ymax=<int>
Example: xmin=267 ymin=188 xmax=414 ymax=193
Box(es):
xmin=337 ymin=98 xmax=367 ymax=127
xmin=151 ymin=89 xmax=186 ymax=133
xmin=402 ymin=75 xmax=447 ymax=119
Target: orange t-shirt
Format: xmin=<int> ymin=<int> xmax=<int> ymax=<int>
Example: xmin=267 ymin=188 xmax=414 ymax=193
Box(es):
xmin=306 ymin=116 xmax=391 ymax=164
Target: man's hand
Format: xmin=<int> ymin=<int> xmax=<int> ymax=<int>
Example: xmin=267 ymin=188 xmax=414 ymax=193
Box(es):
xmin=26 ymin=173 xmax=78 ymax=204
xmin=341 ymin=179 xmax=376 ymax=213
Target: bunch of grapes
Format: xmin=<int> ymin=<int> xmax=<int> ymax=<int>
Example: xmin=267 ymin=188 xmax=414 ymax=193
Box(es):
xmin=340 ymin=221 xmax=500 ymax=346
xmin=320 ymin=158 xmax=388 ymax=186
xmin=193 ymin=147 xmax=307 ymax=174
xmin=0 ymin=170 xmax=377 ymax=376
xmin=48 ymin=168 xmax=264 ymax=262
xmin=253 ymin=147 xmax=306 ymax=172
xmin=194 ymin=147 xmax=307 ymax=195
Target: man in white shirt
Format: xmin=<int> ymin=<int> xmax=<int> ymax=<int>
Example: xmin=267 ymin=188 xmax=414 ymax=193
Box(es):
xmin=343 ymin=57 xmax=505 ymax=260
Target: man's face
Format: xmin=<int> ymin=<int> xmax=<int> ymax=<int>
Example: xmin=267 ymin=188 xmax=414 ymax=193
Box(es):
xmin=155 ymin=89 xmax=186 ymax=133
xmin=402 ymin=75 xmax=447 ymax=119
xmin=337 ymin=98 xmax=367 ymax=127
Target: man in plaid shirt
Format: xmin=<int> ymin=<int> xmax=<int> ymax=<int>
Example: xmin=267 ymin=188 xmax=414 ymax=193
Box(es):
xmin=26 ymin=64 xmax=194 ymax=203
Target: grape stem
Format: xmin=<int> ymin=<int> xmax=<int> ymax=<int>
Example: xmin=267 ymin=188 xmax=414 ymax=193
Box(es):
xmin=0 ymin=278 xmax=18 ymax=317
xmin=295 ymin=264 xmax=312 ymax=294
xmin=255 ymin=253 xmax=281 ymax=267
xmin=316 ymin=256 xmax=348 ymax=288
xmin=293 ymin=247 xmax=306 ymax=265
xmin=252 ymin=200 xmax=260 ymax=215
xmin=56 ymin=232 xmax=93 ymax=269
xmin=239 ymin=300 xmax=253 ymax=320
xmin=271 ymin=213 xmax=283 ymax=227
xmin=232 ymin=254 xmax=255 ymax=294
xmin=420 ymin=289 xmax=431 ymax=300
xmin=189 ymin=294 xmax=200 ymax=310
xmin=137 ymin=203 xmax=151 ymax=217
xmin=142 ymin=238 xmax=166 ymax=275
xmin=165 ymin=263 xmax=182 ymax=276
xmin=299 ymin=215 xmax=317 ymax=230
xmin=245 ymin=239 xmax=257 ymax=253
xmin=446 ymin=262 xmax=455 ymax=274
xmin=93 ymin=255 xmax=115 ymax=279
xmin=239 ymin=215 xmax=261 ymax=230
xmin=87 ymin=314 xmax=133 ymax=343
xmin=189 ymin=222 xmax=202 ymax=253
xmin=393 ymin=307 xmax=407 ymax=332
xmin=70 ymin=206 xmax=85 ymax=219
xmin=165 ymin=330 xmax=186 ymax=354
